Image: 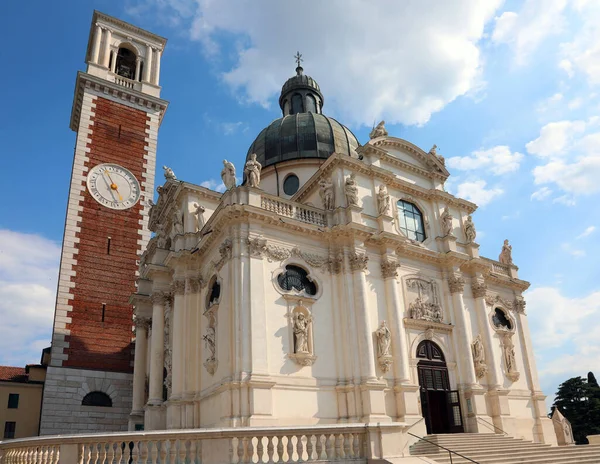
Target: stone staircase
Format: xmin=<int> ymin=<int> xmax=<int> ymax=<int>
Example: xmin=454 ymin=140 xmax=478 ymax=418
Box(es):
xmin=409 ymin=433 xmax=600 ymax=463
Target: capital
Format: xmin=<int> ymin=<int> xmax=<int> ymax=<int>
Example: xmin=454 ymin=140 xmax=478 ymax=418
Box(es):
xmin=186 ymin=276 xmax=204 ymax=293
xmin=134 ymin=316 xmax=151 ymax=331
xmin=513 ymin=298 xmax=526 ymax=314
xmin=447 ymin=274 xmax=465 ymax=294
xmin=150 ymin=291 xmax=166 ymax=305
xmin=171 ymin=279 xmax=186 ymax=295
xmin=381 ymin=257 xmax=400 ymax=279
xmin=471 ymin=280 xmax=487 ymax=299
xmin=349 ymin=252 xmax=369 ymax=272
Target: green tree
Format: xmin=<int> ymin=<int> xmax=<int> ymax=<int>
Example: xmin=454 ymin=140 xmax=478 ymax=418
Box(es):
xmin=554 ymin=374 xmax=600 ymax=444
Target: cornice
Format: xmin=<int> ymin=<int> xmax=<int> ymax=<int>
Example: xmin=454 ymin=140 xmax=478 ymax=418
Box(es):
xmin=70 ymin=71 xmax=169 ymax=132
xmin=93 ymin=10 xmax=167 ymax=47
xmin=403 ymin=318 xmax=454 ymax=333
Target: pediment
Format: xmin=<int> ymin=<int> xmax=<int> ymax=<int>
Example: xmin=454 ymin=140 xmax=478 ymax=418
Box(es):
xmin=361 ymin=137 xmax=450 ymax=179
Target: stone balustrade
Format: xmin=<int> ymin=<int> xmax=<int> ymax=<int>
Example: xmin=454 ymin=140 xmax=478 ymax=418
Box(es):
xmin=0 ymin=423 xmax=415 ymax=464
xmin=260 ymin=194 xmax=327 ymax=227
xmin=112 ymin=74 xmax=138 ymax=90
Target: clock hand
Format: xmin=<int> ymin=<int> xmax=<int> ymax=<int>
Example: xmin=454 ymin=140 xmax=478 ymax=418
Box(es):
xmin=104 ymin=170 xmax=123 ymax=202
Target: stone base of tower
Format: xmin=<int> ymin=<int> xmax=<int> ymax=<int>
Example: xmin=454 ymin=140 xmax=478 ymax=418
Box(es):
xmin=40 ymin=366 xmax=132 ymax=435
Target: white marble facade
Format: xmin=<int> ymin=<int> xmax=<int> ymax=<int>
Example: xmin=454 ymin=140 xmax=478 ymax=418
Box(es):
xmin=131 ymin=135 xmax=557 ymax=445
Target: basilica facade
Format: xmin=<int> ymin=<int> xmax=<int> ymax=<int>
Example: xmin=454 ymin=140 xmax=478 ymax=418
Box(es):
xmin=131 ymin=64 xmax=556 ymax=444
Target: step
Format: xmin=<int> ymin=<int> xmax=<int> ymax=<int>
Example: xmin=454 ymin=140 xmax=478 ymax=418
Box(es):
xmin=411 ymin=441 xmax=550 ymax=454
xmin=419 ymin=448 xmax=600 ymax=464
xmin=411 ymin=444 xmax=552 ymax=456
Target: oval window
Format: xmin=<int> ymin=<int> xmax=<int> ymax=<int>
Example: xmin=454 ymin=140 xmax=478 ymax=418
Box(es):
xmin=283 ymin=174 xmax=300 ymax=195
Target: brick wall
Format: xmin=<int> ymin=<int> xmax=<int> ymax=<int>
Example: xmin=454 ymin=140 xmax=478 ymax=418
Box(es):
xmin=63 ymin=96 xmax=150 ymax=372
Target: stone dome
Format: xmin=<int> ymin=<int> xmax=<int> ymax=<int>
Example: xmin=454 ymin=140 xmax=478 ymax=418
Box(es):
xmin=246 ymin=64 xmax=360 ymax=169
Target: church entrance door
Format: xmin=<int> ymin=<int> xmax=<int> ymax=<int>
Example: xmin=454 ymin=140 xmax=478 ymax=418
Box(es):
xmin=416 ymin=340 xmax=464 ymax=434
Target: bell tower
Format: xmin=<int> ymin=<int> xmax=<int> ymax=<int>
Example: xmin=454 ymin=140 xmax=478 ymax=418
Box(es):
xmin=40 ymin=11 xmax=168 ymax=434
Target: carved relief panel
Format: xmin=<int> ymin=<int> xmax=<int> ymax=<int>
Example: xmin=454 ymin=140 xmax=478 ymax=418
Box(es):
xmin=404 ymin=276 xmax=444 ymax=323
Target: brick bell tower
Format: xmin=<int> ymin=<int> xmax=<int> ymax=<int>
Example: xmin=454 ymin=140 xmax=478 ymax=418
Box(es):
xmin=40 ymin=11 xmax=168 ymax=434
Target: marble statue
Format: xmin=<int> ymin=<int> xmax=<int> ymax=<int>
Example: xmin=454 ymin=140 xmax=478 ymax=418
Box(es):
xmin=375 ymin=321 xmax=391 ymax=358
xmin=293 ymin=313 xmax=311 ymax=354
xmin=203 ymin=326 xmax=216 ymax=362
xmin=377 ymin=185 xmax=391 ymax=216
xmin=369 ymin=120 xmax=388 ymax=139
xmin=156 ymin=222 xmax=167 ymax=248
xmin=193 ymin=203 xmax=206 ymax=232
xmin=499 ymin=239 xmax=513 ymax=265
xmin=440 ymin=206 xmax=454 ymax=236
xmin=344 ymin=173 xmax=359 ymax=207
xmin=163 ymin=165 xmax=177 ymax=180
xmin=429 ymin=144 xmax=438 ymax=156
xmin=319 ymin=178 xmax=335 ymax=210
xmin=172 ymin=208 xmax=184 ymax=236
xmin=464 ymin=215 xmax=476 ymax=243
xmin=221 ymin=160 xmax=237 ymax=190
xmin=429 ymin=144 xmax=445 ymax=165
xmin=244 ymin=153 xmax=262 ymax=188
xmin=471 ymin=335 xmax=487 ymax=379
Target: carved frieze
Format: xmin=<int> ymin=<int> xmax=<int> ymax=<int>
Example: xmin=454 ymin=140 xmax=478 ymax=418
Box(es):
xmin=405 ymin=277 xmax=443 ymax=323
xmin=485 ymin=294 xmax=513 ymax=310
xmin=381 ymin=258 xmax=400 ymax=279
xmin=349 ymin=252 xmax=369 ymax=272
xmin=447 ymin=274 xmax=465 ymax=294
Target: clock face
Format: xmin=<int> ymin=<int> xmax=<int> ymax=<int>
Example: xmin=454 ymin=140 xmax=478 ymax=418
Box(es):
xmin=86 ymin=163 xmax=141 ymax=210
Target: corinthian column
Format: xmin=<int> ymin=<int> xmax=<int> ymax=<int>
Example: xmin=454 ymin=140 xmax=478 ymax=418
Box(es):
xmin=90 ymin=23 xmax=102 ymax=64
xmin=102 ymin=28 xmax=112 ymax=68
xmin=168 ymin=279 xmax=186 ymax=429
xmin=447 ymin=274 xmax=477 ymax=387
xmin=471 ymin=279 xmax=500 ymax=388
xmin=148 ymin=293 xmax=165 ymax=404
xmin=131 ymin=317 xmax=150 ymax=421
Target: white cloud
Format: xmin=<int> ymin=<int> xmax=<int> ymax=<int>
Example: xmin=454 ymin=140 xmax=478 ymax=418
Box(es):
xmin=525 ymin=120 xmax=586 ymax=157
xmin=130 ymin=0 xmax=504 ymax=126
xmin=0 ymin=230 xmax=59 ymax=366
xmin=221 ymin=121 xmax=248 ymax=136
xmin=200 ymin=179 xmax=227 ymax=193
xmin=567 ymin=97 xmax=583 ymax=110
xmin=552 ymin=194 xmax=577 ymax=206
xmin=576 ymin=225 xmax=596 ymax=239
xmin=455 ymin=180 xmax=503 ymax=206
xmin=530 ymin=186 xmax=553 ymax=200
xmin=561 ymin=242 xmax=586 ymax=257
xmin=447 ymin=145 xmax=523 ymax=175
xmin=535 ymin=92 xmax=563 ymax=114
xmin=533 ymin=156 xmax=600 ymax=194
xmin=491 ymin=0 xmax=568 ymax=65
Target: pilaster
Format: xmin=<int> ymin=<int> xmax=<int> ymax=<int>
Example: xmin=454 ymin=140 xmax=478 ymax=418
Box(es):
xmin=129 ymin=316 xmax=150 ymax=430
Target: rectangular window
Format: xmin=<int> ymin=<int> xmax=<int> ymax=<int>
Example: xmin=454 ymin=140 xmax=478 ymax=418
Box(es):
xmin=4 ymin=421 xmax=16 ymax=439
xmin=7 ymin=393 xmax=19 ymax=409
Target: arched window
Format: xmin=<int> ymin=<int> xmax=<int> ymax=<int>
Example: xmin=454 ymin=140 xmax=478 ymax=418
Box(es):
xmin=305 ymin=95 xmax=317 ymax=113
xmin=416 ymin=340 xmax=445 ymax=362
xmin=397 ymin=200 xmax=426 ymax=242
xmin=277 ymin=265 xmax=317 ymax=296
xmin=291 ymin=93 xmax=304 ymax=114
xmin=82 ymin=391 xmax=112 ymax=407
xmin=492 ymin=308 xmax=512 ymax=330
xmin=115 ymin=47 xmax=136 ymax=79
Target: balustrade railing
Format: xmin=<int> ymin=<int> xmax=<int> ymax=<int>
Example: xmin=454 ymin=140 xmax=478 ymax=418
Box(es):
xmin=260 ymin=195 xmax=326 ymax=227
xmin=0 ymin=424 xmax=367 ymax=464
xmin=113 ymin=75 xmax=136 ymax=89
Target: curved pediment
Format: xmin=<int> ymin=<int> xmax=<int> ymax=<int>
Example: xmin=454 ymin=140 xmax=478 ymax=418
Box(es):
xmin=361 ymin=136 xmax=450 ymax=180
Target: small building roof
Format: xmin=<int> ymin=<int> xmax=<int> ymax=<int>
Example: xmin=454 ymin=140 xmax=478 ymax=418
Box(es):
xmin=0 ymin=365 xmax=28 ymax=382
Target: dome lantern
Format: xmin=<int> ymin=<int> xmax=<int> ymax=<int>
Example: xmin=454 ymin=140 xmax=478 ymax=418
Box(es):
xmin=279 ymin=52 xmax=325 ymax=116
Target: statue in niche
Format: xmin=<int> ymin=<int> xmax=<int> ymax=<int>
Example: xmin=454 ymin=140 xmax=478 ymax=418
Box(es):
xmin=440 ymin=206 xmax=454 ymax=236
xmin=293 ymin=312 xmax=311 ymax=354
xmin=377 ymin=185 xmax=391 ymax=216
xmin=471 ymin=335 xmax=487 ymax=379
xmin=319 ymin=178 xmax=335 ymax=210
xmin=203 ymin=326 xmax=216 ymax=362
xmin=464 ymin=215 xmax=477 ymax=243
xmin=369 ymin=120 xmax=388 ymax=139
xmin=171 ymin=208 xmax=184 ymax=237
xmin=244 ymin=153 xmax=262 ymax=188
xmin=406 ymin=278 xmax=443 ymax=323
xmin=499 ymin=239 xmax=513 ymax=265
xmin=221 ymin=159 xmax=237 ymax=190
xmin=155 ymin=222 xmax=167 ymax=248
xmin=193 ymin=203 xmax=206 ymax=232
xmin=375 ymin=321 xmax=392 ymax=358
xmin=344 ymin=173 xmax=359 ymax=207
xmin=163 ymin=165 xmax=177 ymax=180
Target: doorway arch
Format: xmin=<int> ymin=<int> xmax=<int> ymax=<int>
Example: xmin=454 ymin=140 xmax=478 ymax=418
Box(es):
xmin=417 ymin=340 xmax=464 ymax=434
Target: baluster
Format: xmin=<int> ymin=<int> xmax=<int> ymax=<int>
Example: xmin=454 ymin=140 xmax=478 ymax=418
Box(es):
xmin=99 ymin=443 xmax=108 ymax=464
xmin=131 ymin=442 xmax=140 ymax=464
xmin=90 ymin=443 xmax=100 ymax=464
xmin=315 ymin=435 xmax=324 ymax=461
xmin=276 ymin=436 xmax=284 ymax=464
xmin=352 ymin=433 xmax=360 ymax=458
xmin=325 ymin=435 xmax=335 ymax=460
xmin=122 ymin=443 xmax=131 ymax=464
xmin=168 ymin=440 xmax=177 ymax=464
xmin=256 ymin=437 xmax=264 ymax=464
xmin=177 ymin=440 xmax=187 ymax=464
xmin=188 ymin=440 xmax=196 ymax=464
xmin=305 ymin=435 xmax=314 ymax=462
xmin=142 ymin=441 xmax=150 ymax=464
xmin=114 ymin=443 xmax=122 ymax=464
xmin=297 ymin=436 xmax=305 ymax=463
xmin=196 ymin=440 xmax=203 ymax=464
xmin=107 ymin=443 xmax=115 ymax=464
xmin=158 ymin=440 xmax=167 ymax=464
xmin=335 ymin=434 xmax=343 ymax=459
xmin=286 ymin=436 xmax=294 ymax=463
xmin=236 ymin=437 xmax=244 ymax=464
xmin=266 ymin=436 xmax=275 ymax=464
xmin=343 ymin=434 xmax=352 ymax=458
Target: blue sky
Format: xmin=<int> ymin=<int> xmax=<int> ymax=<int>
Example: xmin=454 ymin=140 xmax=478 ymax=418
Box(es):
xmin=0 ymin=0 xmax=599 ymax=407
